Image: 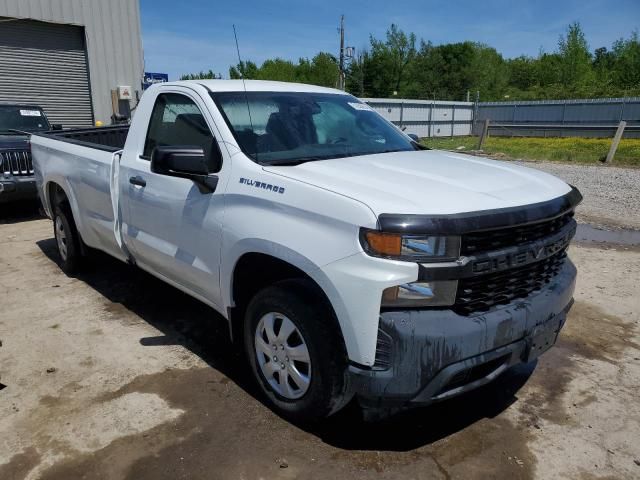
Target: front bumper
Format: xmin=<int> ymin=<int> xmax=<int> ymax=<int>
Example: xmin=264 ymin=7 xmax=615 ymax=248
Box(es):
xmin=0 ymin=176 xmax=38 ymax=203
xmin=350 ymin=258 xmax=577 ymax=408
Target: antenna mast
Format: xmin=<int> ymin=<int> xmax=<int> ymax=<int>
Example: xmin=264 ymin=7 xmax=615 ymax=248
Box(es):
xmin=232 ymin=24 xmax=257 ymax=161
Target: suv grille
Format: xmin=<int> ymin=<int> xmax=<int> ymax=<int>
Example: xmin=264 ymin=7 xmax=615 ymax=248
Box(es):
xmin=1 ymin=150 xmax=33 ymax=176
xmin=461 ymin=211 xmax=574 ymax=255
xmin=454 ymin=248 xmax=568 ymax=316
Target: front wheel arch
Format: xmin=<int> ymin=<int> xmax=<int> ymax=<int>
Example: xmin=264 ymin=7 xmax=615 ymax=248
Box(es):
xmin=229 ymin=252 xmax=347 ymax=355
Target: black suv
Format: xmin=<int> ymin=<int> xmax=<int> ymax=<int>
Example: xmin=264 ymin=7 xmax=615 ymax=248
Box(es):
xmin=0 ymin=104 xmax=57 ymax=203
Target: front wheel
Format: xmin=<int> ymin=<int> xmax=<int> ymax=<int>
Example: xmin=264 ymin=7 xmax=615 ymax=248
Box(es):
xmin=243 ymin=280 xmax=351 ymax=422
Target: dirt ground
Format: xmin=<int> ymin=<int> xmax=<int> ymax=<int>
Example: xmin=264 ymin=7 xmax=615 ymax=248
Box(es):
xmin=1 ymin=202 xmax=639 ymax=480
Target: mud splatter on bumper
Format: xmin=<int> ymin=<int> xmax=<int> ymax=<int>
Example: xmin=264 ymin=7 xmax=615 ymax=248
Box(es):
xmin=350 ymin=259 xmax=577 ymax=408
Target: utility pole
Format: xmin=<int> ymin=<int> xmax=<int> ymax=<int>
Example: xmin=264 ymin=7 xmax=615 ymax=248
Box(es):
xmin=338 ymin=15 xmax=345 ymax=90
xmin=337 ymin=15 xmax=354 ymax=91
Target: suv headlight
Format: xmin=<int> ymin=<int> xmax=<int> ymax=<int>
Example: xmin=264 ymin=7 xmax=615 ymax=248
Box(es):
xmin=360 ymin=229 xmax=461 ymax=262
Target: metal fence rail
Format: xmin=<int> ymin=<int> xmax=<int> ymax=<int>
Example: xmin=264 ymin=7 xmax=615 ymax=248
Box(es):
xmin=364 ymin=96 xmax=640 ymax=139
xmin=475 ymin=97 xmax=640 ymax=138
xmin=363 ymin=98 xmax=474 ymax=137
xmin=484 ymin=122 xmax=640 ymax=139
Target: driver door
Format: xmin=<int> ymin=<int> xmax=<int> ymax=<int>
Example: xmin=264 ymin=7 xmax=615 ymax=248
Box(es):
xmin=123 ymin=90 xmax=227 ymax=307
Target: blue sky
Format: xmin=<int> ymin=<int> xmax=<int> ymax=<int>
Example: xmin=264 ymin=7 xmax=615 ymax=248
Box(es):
xmin=140 ymin=0 xmax=640 ymax=80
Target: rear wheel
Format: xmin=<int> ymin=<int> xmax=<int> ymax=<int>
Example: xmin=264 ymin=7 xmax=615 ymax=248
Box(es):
xmin=52 ymin=206 xmax=83 ymax=275
xmin=244 ymin=280 xmax=351 ymax=422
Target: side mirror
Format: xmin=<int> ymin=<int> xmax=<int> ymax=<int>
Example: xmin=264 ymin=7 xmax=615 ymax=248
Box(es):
xmin=51 ymin=124 xmax=63 ymax=131
xmin=407 ymin=133 xmax=420 ymax=142
xmin=151 ymin=146 xmax=219 ymax=192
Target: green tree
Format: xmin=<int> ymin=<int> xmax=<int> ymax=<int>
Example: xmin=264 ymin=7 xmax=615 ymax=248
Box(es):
xmin=227 ymin=54 xmax=338 ymax=88
xmin=229 ymin=60 xmax=259 ymax=79
xmin=255 ymin=58 xmax=297 ymax=82
xmin=557 ymin=22 xmax=594 ymax=91
xmin=506 ymin=55 xmax=538 ymax=96
xmin=467 ymin=44 xmax=508 ymax=100
xmin=345 ymin=49 xmax=371 ymax=97
xmin=180 ymin=69 xmax=222 ymax=80
xmin=408 ymin=41 xmax=480 ymax=100
xmin=297 ymin=53 xmax=339 ymax=87
xmin=187 ymin=22 xmax=640 ymax=101
xmin=403 ymin=40 xmax=445 ymax=99
xmin=611 ymin=31 xmax=640 ymax=92
xmin=367 ymin=24 xmax=417 ymax=96
xmin=593 ymin=47 xmax=615 ymax=71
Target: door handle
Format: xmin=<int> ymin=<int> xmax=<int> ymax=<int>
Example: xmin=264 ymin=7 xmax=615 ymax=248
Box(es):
xmin=129 ymin=176 xmax=146 ymax=187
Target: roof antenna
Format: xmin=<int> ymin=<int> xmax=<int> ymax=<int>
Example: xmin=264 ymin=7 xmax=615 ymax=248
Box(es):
xmin=233 ymin=24 xmax=257 ymax=162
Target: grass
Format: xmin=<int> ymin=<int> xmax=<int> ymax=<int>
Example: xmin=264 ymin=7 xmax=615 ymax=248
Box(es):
xmin=421 ymin=136 xmax=640 ymax=166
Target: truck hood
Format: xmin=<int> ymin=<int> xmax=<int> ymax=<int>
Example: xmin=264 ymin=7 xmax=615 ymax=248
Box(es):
xmin=265 ymin=150 xmax=572 ymax=216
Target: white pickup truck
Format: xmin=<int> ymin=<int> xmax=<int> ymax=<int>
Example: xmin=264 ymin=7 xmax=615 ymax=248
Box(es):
xmin=32 ymin=80 xmax=581 ymax=421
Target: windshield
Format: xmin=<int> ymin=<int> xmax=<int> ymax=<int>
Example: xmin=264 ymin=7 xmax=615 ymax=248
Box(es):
xmin=211 ymin=92 xmax=416 ymax=165
xmin=0 ymin=106 xmax=50 ymax=134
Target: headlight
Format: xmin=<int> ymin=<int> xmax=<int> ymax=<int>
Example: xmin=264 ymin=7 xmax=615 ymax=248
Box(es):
xmin=360 ymin=229 xmax=461 ymax=262
xmin=382 ymin=280 xmax=458 ymax=307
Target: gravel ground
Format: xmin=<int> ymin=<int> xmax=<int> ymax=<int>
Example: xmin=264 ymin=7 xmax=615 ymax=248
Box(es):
xmin=1 ymin=160 xmax=639 ymax=479
xmin=515 ymin=161 xmax=640 ymax=230
xmin=0 ymin=207 xmax=639 ymax=479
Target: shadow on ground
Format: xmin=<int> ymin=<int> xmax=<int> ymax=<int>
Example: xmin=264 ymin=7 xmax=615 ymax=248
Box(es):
xmin=0 ymin=200 xmax=43 ymax=224
xmin=36 ymin=236 xmax=535 ymax=452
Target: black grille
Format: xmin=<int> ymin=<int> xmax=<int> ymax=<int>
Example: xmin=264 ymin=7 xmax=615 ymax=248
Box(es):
xmin=461 ymin=211 xmax=574 ymax=256
xmin=0 ymin=150 xmax=33 ymax=176
xmin=454 ymin=249 xmax=568 ymax=316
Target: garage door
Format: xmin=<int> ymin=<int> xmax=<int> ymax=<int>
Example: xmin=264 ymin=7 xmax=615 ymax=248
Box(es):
xmin=0 ymin=17 xmax=93 ymax=128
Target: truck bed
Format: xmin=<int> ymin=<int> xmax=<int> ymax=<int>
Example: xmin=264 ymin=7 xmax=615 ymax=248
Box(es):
xmin=37 ymin=125 xmax=130 ymax=152
xmin=31 ymin=125 xmax=130 ymax=263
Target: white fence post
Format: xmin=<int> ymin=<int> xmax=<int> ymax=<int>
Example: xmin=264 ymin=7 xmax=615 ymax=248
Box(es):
xmin=605 ymin=121 xmax=627 ymax=164
xmin=477 ymin=119 xmax=490 ymax=150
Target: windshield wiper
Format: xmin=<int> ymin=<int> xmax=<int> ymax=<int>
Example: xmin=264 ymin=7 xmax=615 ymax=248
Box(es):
xmin=262 ymin=154 xmax=348 ymax=166
xmin=375 ymin=148 xmax=410 ymax=154
xmin=263 ymin=149 xmax=416 ymax=166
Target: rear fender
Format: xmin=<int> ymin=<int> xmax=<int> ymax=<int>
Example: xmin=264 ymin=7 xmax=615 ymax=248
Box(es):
xmin=45 ymin=177 xmax=83 ymax=231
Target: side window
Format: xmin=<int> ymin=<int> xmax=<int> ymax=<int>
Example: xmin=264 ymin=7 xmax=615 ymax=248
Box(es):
xmin=143 ymin=93 xmax=221 ymax=171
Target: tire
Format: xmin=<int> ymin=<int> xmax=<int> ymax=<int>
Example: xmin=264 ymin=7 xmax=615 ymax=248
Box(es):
xmin=243 ymin=279 xmax=351 ymax=422
xmin=52 ymin=205 xmax=83 ymax=275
